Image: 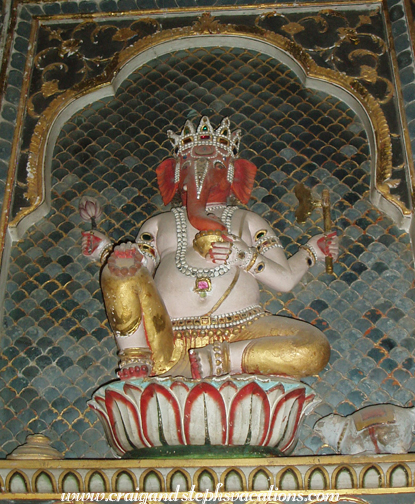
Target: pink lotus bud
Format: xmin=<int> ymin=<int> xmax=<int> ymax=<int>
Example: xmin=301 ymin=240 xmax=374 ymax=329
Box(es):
xmin=79 ymin=197 xmax=102 ymax=228
xmin=79 ymin=197 xmax=102 ymax=220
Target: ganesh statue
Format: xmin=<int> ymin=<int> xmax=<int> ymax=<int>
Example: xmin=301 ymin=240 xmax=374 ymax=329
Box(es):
xmin=84 ymin=117 xmax=339 ymax=457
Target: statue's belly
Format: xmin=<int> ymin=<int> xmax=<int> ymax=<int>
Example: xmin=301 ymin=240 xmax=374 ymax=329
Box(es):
xmin=154 ymin=254 xmax=261 ymax=319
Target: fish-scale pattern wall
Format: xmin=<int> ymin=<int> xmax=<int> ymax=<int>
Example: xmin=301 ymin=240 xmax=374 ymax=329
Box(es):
xmin=1 ymin=47 xmax=413 ymax=458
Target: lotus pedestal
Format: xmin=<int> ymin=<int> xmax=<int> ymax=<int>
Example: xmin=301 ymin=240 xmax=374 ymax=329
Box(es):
xmin=89 ymin=375 xmax=319 ymax=458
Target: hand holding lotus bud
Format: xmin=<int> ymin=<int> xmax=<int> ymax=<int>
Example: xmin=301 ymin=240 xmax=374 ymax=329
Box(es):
xmin=79 ymin=196 xmax=111 ymax=261
xmin=82 ymin=230 xmax=111 ymax=261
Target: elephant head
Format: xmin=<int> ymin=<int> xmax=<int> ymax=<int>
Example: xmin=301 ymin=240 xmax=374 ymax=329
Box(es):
xmin=314 ymin=414 xmax=347 ymax=452
xmin=156 ymin=117 xmax=257 ymax=232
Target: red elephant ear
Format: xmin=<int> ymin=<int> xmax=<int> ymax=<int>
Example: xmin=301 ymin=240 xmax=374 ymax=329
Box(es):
xmin=231 ymin=159 xmax=257 ymax=204
xmin=156 ymin=158 xmax=179 ymax=205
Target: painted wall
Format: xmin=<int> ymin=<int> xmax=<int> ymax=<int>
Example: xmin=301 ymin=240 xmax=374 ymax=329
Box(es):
xmin=0 ymin=0 xmax=415 ymax=464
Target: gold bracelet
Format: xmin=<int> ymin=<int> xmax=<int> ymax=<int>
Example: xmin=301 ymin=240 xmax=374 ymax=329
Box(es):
xmin=100 ymin=243 xmax=113 ymax=264
xmin=245 ymin=251 xmax=259 ymax=272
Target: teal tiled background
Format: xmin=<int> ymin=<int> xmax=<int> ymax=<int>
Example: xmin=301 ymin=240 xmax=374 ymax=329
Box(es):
xmin=1 ymin=46 xmax=415 ymax=458
xmin=1 ymin=0 xmax=415 ymax=225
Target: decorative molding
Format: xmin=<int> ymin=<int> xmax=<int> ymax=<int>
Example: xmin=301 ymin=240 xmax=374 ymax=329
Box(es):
xmin=0 ymin=3 xmax=415 ymax=498
xmin=1 ymin=454 xmax=415 ymax=497
xmin=3 ymin=4 xmax=413 ymax=246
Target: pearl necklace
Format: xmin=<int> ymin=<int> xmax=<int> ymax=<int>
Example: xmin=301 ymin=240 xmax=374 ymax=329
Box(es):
xmin=172 ymin=206 xmax=238 ymax=278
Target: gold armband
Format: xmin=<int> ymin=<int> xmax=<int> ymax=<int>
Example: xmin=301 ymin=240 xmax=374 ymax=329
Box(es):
xmin=301 ymin=244 xmax=317 ymax=266
xmin=245 ymin=251 xmax=259 ymax=272
xmin=256 ymin=235 xmax=283 ymax=254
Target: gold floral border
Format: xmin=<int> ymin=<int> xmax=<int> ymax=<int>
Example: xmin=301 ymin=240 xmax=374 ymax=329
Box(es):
xmin=0 ymin=492 xmax=412 ymax=501
xmin=403 ymin=0 xmax=415 ymax=58
xmin=3 ymin=4 xmax=410 ymax=242
xmin=390 ymin=0 xmax=415 ymax=209
xmin=0 ymin=6 xmax=413 ymax=496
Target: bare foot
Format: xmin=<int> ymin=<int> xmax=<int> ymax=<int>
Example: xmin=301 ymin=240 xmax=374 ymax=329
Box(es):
xmin=189 ymin=342 xmax=230 ymax=379
xmin=160 ymin=357 xmax=193 ymax=379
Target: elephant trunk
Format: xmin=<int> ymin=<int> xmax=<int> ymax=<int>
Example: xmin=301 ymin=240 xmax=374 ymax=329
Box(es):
xmin=184 ymin=166 xmax=227 ymax=232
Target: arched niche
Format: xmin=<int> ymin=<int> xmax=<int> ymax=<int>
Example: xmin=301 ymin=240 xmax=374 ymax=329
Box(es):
xmin=6 ymin=471 xmax=30 ymax=493
xmin=9 ymin=30 xmax=401 ymax=242
xmin=140 ymin=469 xmax=165 ymax=493
xmin=220 ymin=468 xmax=246 ymax=492
xmin=276 ymin=467 xmax=302 ymax=491
xmin=194 ymin=468 xmax=218 ymax=492
xmin=85 ymin=470 xmax=109 ymax=493
xmin=360 ymin=464 xmax=384 ymax=489
xmin=305 ymin=466 xmax=329 ymax=490
xmin=59 ymin=470 xmax=83 ymax=493
xmin=112 ymin=469 xmax=137 ymax=492
xmin=32 ymin=470 xmax=56 ymax=493
xmin=249 ymin=467 xmax=274 ymax=491
xmin=166 ymin=468 xmax=191 ymax=493
xmin=2 ymin=20 xmax=412 ymax=461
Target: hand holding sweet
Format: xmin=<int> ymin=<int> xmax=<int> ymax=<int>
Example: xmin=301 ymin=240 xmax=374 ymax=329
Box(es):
xmin=82 ymin=230 xmax=111 ymax=261
xmin=210 ymin=234 xmax=255 ymax=269
xmin=307 ymin=231 xmax=339 ymax=263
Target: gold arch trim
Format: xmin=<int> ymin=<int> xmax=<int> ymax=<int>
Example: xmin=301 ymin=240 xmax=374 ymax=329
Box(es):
xmin=331 ymin=464 xmax=358 ymax=490
xmin=247 ymin=466 xmax=274 ymax=490
xmin=304 ymin=465 xmax=330 ymax=491
xmin=32 ymin=469 xmax=57 ymax=493
xmin=111 ymin=469 xmax=138 ymax=493
xmin=84 ymin=469 xmax=110 ymax=493
xmin=385 ymin=462 xmax=412 ymax=487
xmin=275 ymin=466 xmax=303 ymax=490
xmin=140 ymin=468 xmax=166 ymax=493
xmin=11 ymin=11 xmax=402 ymax=232
xmin=58 ymin=469 xmax=84 ymax=493
xmin=5 ymin=470 xmax=31 ymax=493
xmin=193 ymin=467 xmax=219 ymax=490
xmin=359 ymin=463 xmax=385 ymax=489
xmin=220 ymin=467 xmax=247 ymax=491
xmin=166 ymin=468 xmax=192 ymax=493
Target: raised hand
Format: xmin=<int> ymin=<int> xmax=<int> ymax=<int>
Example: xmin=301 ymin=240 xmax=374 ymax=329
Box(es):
xmin=82 ymin=230 xmax=111 ymax=261
xmin=307 ymin=232 xmax=339 ymax=263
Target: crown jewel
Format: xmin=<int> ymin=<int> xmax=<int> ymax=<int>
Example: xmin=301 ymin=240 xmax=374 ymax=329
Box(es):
xmin=168 ymin=117 xmax=241 ymax=158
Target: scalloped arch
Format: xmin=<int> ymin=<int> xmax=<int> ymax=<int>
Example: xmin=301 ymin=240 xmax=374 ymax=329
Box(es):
xmin=9 ymin=25 xmax=404 ymax=242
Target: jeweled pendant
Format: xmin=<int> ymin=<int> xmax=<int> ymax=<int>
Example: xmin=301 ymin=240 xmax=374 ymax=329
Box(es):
xmin=194 ymin=277 xmax=212 ymax=296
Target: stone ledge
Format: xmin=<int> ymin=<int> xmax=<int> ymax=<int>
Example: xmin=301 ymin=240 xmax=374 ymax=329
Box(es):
xmin=0 ymin=454 xmax=415 ymax=496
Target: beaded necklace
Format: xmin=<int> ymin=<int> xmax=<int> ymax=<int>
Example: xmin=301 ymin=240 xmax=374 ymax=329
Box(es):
xmin=172 ymin=206 xmax=238 ymax=278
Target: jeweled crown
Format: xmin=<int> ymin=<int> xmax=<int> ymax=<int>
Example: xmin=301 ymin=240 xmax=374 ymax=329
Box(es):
xmin=168 ymin=116 xmax=241 ymax=158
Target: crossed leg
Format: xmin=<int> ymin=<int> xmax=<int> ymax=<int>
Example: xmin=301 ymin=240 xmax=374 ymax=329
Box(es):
xmin=101 ymin=245 xmax=330 ymax=380
xmin=191 ymin=316 xmax=330 ymax=379
xmin=230 ymin=316 xmax=330 ymax=378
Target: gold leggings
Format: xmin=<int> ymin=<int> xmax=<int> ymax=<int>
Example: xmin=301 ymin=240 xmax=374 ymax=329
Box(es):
xmin=233 ymin=316 xmax=330 ymax=378
xmin=102 ymin=261 xmax=329 ymax=378
xmin=171 ymin=315 xmax=330 ymax=378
